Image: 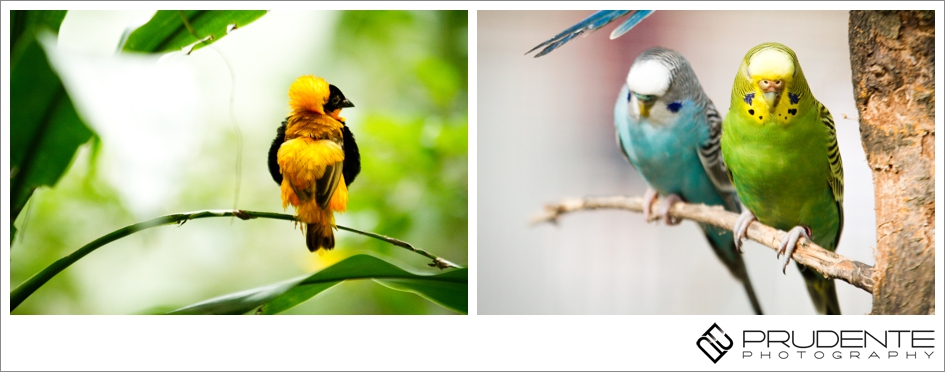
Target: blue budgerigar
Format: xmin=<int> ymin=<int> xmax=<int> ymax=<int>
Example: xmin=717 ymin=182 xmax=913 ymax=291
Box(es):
xmin=526 ymin=10 xmax=654 ymax=57
xmin=615 ymin=47 xmax=763 ymax=314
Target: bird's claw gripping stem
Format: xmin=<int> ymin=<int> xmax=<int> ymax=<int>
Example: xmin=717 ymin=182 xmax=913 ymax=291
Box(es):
xmin=642 ymin=187 xmax=659 ymax=222
xmin=642 ymin=189 xmax=682 ymax=225
xmin=778 ymin=226 xmax=811 ymax=274
xmin=733 ymin=209 xmax=756 ymax=253
xmin=658 ymin=194 xmax=682 ymax=226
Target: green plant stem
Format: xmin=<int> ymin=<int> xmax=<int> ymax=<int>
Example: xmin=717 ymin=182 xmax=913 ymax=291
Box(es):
xmin=10 ymin=209 xmax=460 ymax=311
xmin=336 ymin=225 xmax=460 ymax=269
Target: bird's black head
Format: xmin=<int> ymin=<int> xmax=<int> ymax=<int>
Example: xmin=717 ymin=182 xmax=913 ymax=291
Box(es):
xmin=325 ymin=84 xmax=355 ymax=114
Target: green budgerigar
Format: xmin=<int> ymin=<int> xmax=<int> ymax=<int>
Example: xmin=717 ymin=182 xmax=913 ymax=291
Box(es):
xmin=721 ymin=42 xmax=843 ymax=315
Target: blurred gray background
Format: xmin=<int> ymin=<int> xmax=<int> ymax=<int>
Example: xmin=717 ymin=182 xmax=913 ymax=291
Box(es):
xmin=478 ymin=10 xmax=876 ymax=314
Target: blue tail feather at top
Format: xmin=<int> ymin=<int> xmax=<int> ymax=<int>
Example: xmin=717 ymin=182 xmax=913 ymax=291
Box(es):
xmin=609 ymin=10 xmax=654 ymax=40
xmin=526 ymin=10 xmax=654 ymax=57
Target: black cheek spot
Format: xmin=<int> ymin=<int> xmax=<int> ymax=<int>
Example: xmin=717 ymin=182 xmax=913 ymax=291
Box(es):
xmin=759 ymin=116 xmax=763 ymax=120
xmin=788 ymin=108 xmax=797 ymax=116
xmin=748 ymin=109 xmax=755 ymax=115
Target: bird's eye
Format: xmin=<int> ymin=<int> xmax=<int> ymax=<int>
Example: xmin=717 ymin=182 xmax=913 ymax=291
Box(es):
xmin=331 ymin=96 xmax=340 ymax=104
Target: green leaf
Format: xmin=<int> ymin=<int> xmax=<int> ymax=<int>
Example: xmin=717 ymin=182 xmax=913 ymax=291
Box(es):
xmin=168 ymin=255 xmax=467 ymax=315
xmin=11 ymin=10 xmax=67 ymax=46
xmin=9 ymin=10 xmax=76 ymax=242
xmin=121 ymin=10 xmax=267 ymax=53
xmin=10 ymin=33 xmax=95 ymax=231
xmin=375 ymin=268 xmax=468 ymax=314
xmin=256 ymin=282 xmax=342 ymax=315
xmin=168 ymin=277 xmax=309 ymax=315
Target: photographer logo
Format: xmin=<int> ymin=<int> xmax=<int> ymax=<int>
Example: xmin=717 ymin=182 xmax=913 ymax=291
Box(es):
xmin=697 ymin=323 xmax=733 ymax=364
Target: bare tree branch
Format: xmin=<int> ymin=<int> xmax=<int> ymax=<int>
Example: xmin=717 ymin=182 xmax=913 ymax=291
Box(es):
xmin=530 ymin=196 xmax=875 ymax=293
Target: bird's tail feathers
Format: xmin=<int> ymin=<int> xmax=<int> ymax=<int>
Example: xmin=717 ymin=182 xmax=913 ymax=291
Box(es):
xmin=701 ymin=224 xmax=764 ymax=315
xmin=305 ymin=222 xmax=335 ymax=252
xmin=734 ymin=256 xmax=764 ymax=315
xmin=798 ymin=262 xmax=841 ymax=315
xmin=296 ymin=202 xmax=336 ymax=252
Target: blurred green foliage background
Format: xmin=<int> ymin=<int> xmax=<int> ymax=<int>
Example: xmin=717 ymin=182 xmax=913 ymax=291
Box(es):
xmin=10 ymin=10 xmax=468 ymax=314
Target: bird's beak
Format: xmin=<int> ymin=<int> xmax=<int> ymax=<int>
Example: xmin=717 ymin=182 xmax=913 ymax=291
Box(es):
xmin=638 ymin=101 xmax=651 ymax=118
xmin=633 ymin=93 xmax=656 ymax=118
xmin=759 ymin=79 xmax=784 ymax=110
xmin=330 ymin=99 xmax=354 ymax=121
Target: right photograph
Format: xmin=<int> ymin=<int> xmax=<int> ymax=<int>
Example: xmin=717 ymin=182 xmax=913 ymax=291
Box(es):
xmin=478 ymin=10 xmax=934 ymax=315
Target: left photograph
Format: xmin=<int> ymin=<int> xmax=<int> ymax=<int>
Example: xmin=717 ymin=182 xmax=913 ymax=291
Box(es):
xmin=9 ymin=10 xmax=468 ymax=314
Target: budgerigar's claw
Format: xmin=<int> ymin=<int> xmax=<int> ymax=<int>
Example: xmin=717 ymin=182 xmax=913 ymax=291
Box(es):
xmin=658 ymin=193 xmax=683 ymax=226
xmin=777 ymin=226 xmax=811 ymax=274
xmin=733 ymin=210 xmax=756 ymax=253
xmin=642 ymin=187 xmax=659 ymax=222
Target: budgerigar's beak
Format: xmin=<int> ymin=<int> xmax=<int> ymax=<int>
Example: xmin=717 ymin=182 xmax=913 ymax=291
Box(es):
xmin=638 ymin=101 xmax=652 ymax=118
xmin=762 ymin=92 xmax=780 ymax=111
xmin=759 ymin=79 xmax=784 ymax=110
xmin=634 ymin=93 xmax=656 ymax=118
xmin=340 ymin=99 xmax=354 ymax=108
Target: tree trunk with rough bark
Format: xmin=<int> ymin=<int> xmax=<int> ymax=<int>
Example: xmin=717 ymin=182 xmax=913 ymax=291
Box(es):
xmin=848 ymin=10 xmax=935 ymax=315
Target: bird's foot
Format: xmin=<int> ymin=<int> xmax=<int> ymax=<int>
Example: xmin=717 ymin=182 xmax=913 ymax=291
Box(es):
xmin=657 ymin=193 xmax=683 ymax=226
xmin=642 ymin=187 xmax=659 ymax=222
xmin=733 ymin=209 xmax=756 ymax=253
xmin=778 ymin=225 xmax=811 ymax=274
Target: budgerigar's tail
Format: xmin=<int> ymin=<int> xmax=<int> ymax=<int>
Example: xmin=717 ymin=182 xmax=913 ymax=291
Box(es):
xmin=525 ymin=10 xmax=654 ymax=57
xmin=733 ymin=254 xmax=764 ymax=315
xmin=798 ymin=262 xmax=841 ymax=315
xmin=701 ymin=223 xmax=764 ymax=315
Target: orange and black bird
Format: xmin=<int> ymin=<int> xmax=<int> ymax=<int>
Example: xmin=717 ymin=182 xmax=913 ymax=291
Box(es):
xmin=267 ymin=75 xmax=360 ymax=251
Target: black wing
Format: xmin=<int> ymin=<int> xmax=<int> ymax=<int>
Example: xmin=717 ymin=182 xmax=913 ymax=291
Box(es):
xmin=341 ymin=124 xmax=361 ymax=187
xmin=268 ymin=119 xmax=288 ymax=185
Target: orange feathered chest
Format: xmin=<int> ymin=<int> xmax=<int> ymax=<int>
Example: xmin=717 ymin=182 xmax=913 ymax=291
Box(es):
xmin=276 ymin=111 xmax=349 ymax=238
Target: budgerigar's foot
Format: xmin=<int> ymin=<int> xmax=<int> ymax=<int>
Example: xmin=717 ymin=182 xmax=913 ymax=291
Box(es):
xmin=733 ymin=209 xmax=756 ymax=253
xmin=643 ymin=187 xmax=659 ymax=222
xmin=658 ymin=194 xmax=683 ymax=226
xmin=778 ymin=226 xmax=811 ymax=274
